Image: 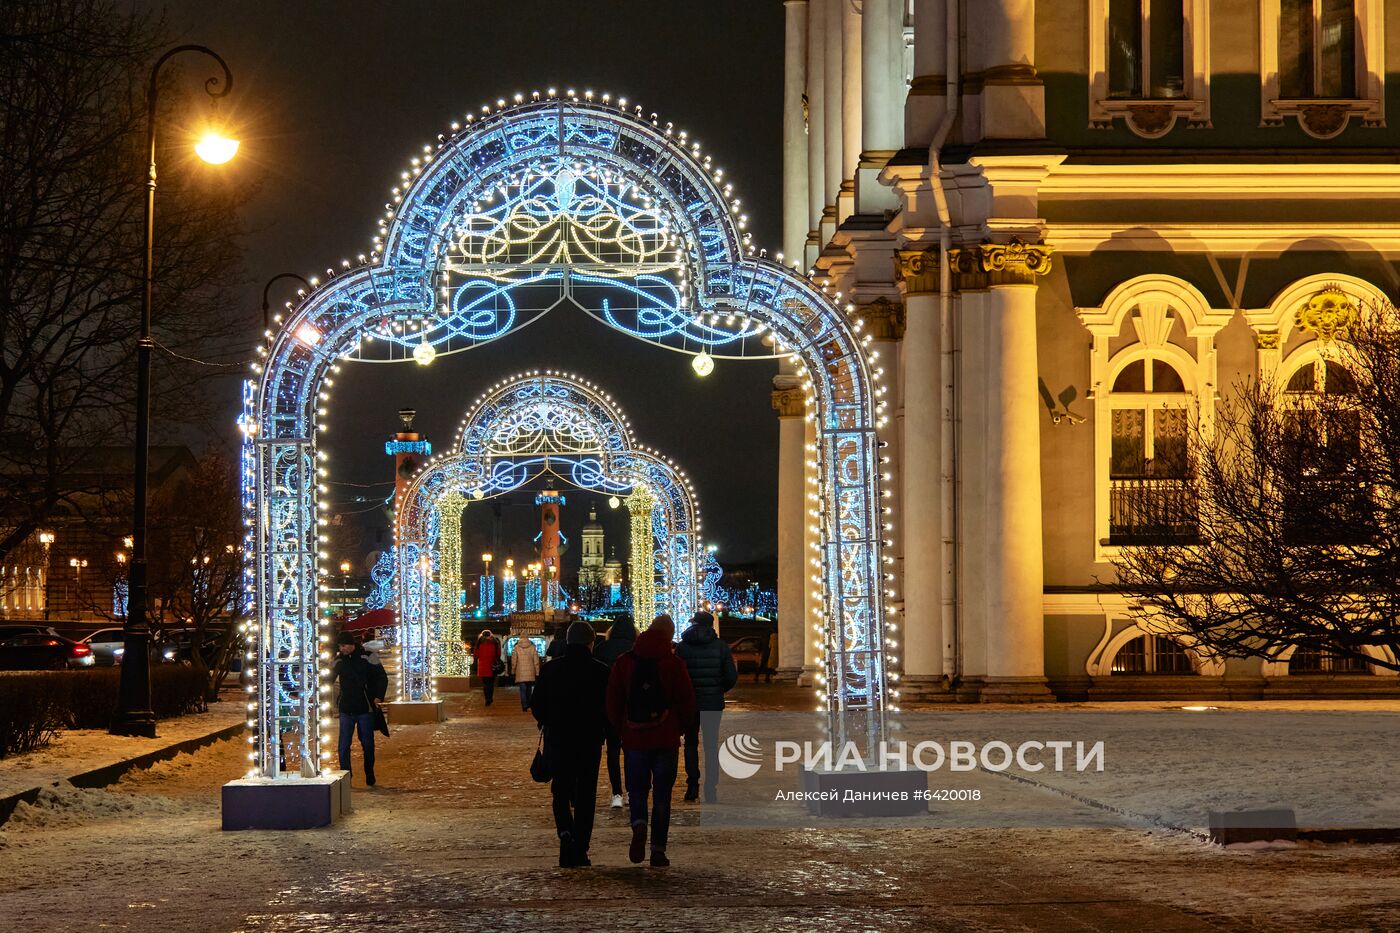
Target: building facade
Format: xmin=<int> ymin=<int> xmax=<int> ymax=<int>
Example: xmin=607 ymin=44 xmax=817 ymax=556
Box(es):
xmin=777 ymin=0 xmax=1400 ymax=699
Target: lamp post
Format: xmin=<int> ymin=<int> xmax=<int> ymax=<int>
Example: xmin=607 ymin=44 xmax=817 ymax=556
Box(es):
xmin=115 ymin=46 xmax=238 ymax=739
xmin=481 ymin=552 xmax=493 ymax=613
xmin=38 ymin=531 xmax=54 ymax=622
xmin=261 ymin=272 xmax=312 ymax=333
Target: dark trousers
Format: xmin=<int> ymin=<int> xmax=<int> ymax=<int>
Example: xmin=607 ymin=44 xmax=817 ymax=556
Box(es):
xmin=481 ymin=675 xmax=496 ymax=705
xmin=551 ymin=743 xmax=602 ymax=853
xmin=624 ymin=746 xmax=678 ymax=852
xmin=337 ymin=712 xmax=375 ymax=779
xmin=605 ymin=728 xmax=622 ymax=795
xmin=518 ymin=681 xmax=534 ymax=710
xmin=684 ymin=711 xmax=722 ymax=795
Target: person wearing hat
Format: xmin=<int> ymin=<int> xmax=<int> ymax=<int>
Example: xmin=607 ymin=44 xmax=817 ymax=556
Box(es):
xmin=675 ymin=611 xmax=738 ymax=803
xmin=330 ymin=631 xmax=388 ymax=786
xmin=530 ymin=621 xmax=611 ymax=867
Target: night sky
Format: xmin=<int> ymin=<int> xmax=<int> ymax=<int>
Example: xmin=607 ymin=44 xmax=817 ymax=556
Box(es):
xmin=152 ymin=1 xmax=786 ymax=572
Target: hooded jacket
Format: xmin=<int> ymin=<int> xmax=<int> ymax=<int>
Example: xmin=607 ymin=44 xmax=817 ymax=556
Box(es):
xmin=676 ymin=622 xmax=738 ymax=712
xmin=531 ymin=643 xmax=611 ymax=760
xmin=592 ymin=617 xmax=637 ymax=668
xmin=331 ymin=646 xmax=388 ymax=716
xmin=510 ymin=637 xmax=541 ymax=683
xmin=606 ymin=626 xmax=696 ymax=750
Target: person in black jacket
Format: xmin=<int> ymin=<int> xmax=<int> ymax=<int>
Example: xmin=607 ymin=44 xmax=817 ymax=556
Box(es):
xmin=531 ymin=621 xmax=611 ymax=867
xmin=331 ymin=631 xmax=388 ymax=786
xmin=676 ymin=612 xmax=738 ymax=803
xmin=592 ymin=617 xmax=636 ymax=809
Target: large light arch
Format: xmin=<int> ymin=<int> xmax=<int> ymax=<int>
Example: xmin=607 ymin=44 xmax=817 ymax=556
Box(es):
xmin=241 ymin=94 xmax=889 ymax=781
xmin=392 ymin=370 xmax=702 ymax=695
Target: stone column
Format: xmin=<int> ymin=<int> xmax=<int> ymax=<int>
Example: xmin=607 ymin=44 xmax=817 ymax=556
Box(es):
xmin=772 ymin=378 xmax=808 ymax=683
xmin=806 ymin=0 xmax=827 ymax=254
xmin=784 ymin=0 xmax=810 ymax=264
xmin=894 ymin=248 xmax=946 ymax=699
xmin=906 ymin=0 xmax=948 ymax=147
xmin=950 ymin=240 xmax=1053 ymax=700
xmin=857 ymin=0 xmax=903 ymax=214
xmin=837 ymin=0 xmax=862 ymax=222
xmin=823 ymin=0 xmax=843 ymax=229
xmin=969 ymin=0 xmax=1044 ymax=139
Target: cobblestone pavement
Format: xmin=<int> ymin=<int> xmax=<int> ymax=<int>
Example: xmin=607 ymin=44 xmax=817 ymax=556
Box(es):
xmin=3 ymin=684 xmax=1400 ymax=932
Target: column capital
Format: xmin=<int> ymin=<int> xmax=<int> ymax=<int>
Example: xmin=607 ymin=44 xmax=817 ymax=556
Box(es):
xmin=771 ymin=386 xmax=807 ymax=419
xmin=948 ymin=237 xmax=1053 ymax=290
xmin=851 ymin=296 xmax=905 ymax=340
xmin=894 ymin=247 xmax=940 ymax=296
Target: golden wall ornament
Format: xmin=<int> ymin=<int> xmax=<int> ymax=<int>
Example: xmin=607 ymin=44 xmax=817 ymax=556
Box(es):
xmin=770 ymin=387 xmax=806 ymax=418
xmin=1254 ymin=331 xmax=1281 ymax=350
xmin=949 ymin=237 xmax=1053 ymax=290
xmin=1295 ymin=286 xmax=1357 ymax=343
xmin=894 ymin=247 xmax=939 ymax=296
xmin=851 ymin=296 xmax=905 ymax=340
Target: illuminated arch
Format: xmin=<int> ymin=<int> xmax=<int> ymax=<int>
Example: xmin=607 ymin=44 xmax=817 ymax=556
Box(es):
xmin=392 ymin=371 xmax=700 ymax=692
xmin=242 ymin=94 xmax=889 ymax=780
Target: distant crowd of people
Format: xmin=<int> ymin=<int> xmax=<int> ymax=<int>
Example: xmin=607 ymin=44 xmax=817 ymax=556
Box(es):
xmin=332 ymin=610 xmax=743 ymax=868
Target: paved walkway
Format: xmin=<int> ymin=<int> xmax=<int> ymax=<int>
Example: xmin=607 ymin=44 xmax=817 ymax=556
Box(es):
xmin=2 ymin=684 xmax=1399 ymax=931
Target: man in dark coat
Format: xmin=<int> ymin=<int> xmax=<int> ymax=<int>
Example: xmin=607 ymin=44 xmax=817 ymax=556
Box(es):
xmin=330 ymin=631 xmax=388 ymax=786
xmin=592 ymin=617 xmax=636 ymax=808
xmin=532 ymin=621 xmax=611 ymax=867
xmin=606 ymin=615 xmax=696 ymax=868
xmin=675 ymin=611 xmax=738 ymax=803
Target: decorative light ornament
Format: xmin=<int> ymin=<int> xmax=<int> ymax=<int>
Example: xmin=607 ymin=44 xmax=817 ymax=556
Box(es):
xmin=195 ymin=131 xmax=239 ymax=165
xmin=413 ymin=339 xmax=437 ymax=366
xmin=691 ymin=351 xmax=714 ymax=377
xmin=608 ymin=495 xmax=621 ymax=509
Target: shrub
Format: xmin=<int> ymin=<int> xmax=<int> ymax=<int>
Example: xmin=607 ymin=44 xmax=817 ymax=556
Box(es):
xmin=0 ymin=673 xmax=67 ymax=758
xmin=0 ymin=665 xmax=209 ymax=758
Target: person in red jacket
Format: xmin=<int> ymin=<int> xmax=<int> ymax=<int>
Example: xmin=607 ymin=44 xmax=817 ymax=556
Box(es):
xmin=606 ymin=614 xmax=696 ymax=868
xmin=472 ymin=630 xmax=502 ymax=707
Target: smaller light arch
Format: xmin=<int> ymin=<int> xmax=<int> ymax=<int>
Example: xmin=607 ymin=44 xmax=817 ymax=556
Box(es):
xmin=391 ymin=372 xmax=701 ymax=700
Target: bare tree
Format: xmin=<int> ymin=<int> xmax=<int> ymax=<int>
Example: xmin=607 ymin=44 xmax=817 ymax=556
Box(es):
xmin=0 ymin=0 xmax=249 ymax=565
xmin=1112 ymin=301 xmax=1400 ymax=671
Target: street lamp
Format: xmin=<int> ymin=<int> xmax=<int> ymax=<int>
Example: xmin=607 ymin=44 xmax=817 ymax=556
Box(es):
xmin=38 ymin=531 xmax=54 ymax=622
xmin=115 ymin=45 xmax=238 ymax=739
xmin=262 ymin=272 xmax=313 ymax=333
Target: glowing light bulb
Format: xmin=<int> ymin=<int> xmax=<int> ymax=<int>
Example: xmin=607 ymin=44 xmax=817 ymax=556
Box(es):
xmin=413 ymin=340 xmax=437 ymax=366
xmin=691 ymin=351 xmax=714 ymax=377
xmin=195 ymin=132 xmax=239 ymax=164
xmin=608 ymin=495 xmax=621 ymax=509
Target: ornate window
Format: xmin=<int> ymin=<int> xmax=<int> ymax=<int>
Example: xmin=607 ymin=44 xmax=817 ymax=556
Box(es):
xmin=1288 ymin=645 xmax=1370 ymax=673
xmin=1259 ymin=0 xmax=1385 ymax=138
xmin=1090 ymin=0 xmax=1210 ymax=137
xmin=1110 ymin=633 xmax=1197 ymax=674
xmin=1079 ymin=276 xmax=1229 ymax=560
xmin=1279 ymin=356 xmax=1369 ymax=544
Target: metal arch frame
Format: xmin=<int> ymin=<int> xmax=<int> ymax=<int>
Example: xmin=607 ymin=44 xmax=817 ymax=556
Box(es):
xmin=244 ymin=97 xmax=888 ymax=780
xmin=394 ymin=373 xmax=699 ymax=689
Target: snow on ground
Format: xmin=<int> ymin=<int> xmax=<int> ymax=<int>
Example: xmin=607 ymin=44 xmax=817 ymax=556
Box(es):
xmin=0 ymin=701 xmax=244 ymax=800
xmin=0 ymin=688 xmax=1398 ymax=931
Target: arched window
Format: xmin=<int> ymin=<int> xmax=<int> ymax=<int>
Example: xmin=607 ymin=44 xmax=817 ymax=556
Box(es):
xmin=1108 ymin=356 xmax=1195 ymax=544
xmin=1280 ymin=356 xmax=1369 ymax=544
xmin=1111 ymin=633 xmax=1197 ymax=674
xmin=1289 ymin=645 xmax=1371 ymax=674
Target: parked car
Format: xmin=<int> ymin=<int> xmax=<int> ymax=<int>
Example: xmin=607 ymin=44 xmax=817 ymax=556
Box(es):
xmin=729 ymin=636 xmax=766 ymax=674
xmin=0 ymin=631 xmax=94 ymax=670
xmin=82 ymin=628 xmax=127 ymax=666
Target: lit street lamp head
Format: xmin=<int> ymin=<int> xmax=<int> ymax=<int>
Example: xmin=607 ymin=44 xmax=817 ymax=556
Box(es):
xmin=195 ymin=130 xmax=239 ymax=164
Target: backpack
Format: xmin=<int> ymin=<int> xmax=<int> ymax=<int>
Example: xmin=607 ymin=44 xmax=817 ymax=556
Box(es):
xmin=626 ymin=656 xmax=670 ymax=725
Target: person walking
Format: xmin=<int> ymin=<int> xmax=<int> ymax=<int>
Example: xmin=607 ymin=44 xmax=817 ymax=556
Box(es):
xmin=531 ymin=622 xmax=611 ymax=867
xmin=511 ymin=634 xmax=542 ymax=711
xmin=758 ymin=630 xmax=776 ymax=684
xmin=330 ymin=631 xmax=388 ymax=786
xmin=474 ymin=629 xmax=502 ymax=707
xmin=606 ymin=614 xmax=695 ymax=868
xmin=545 ymin=622 xmax=567 ymax=662
xmin=676 ymin=611 xmax=738 ymax=803
xmin=593 ymin=617 xmax=636 ymax=809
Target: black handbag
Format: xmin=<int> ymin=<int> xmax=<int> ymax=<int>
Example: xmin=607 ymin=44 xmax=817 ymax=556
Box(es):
xmin=530 ymin=729 xmax=551 ymax=783
xmin=365 ymin=688 xmax=389 ymax=737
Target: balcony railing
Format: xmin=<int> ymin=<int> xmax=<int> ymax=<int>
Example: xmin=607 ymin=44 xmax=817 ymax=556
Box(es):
xmin=1109 ymin=477 xmax=1198 ymax=545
